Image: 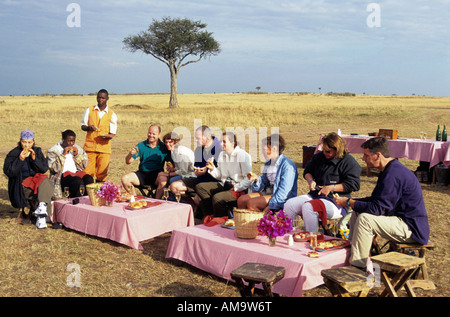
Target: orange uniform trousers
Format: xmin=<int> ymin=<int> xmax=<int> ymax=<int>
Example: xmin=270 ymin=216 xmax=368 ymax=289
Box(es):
xmin=84 ymin=151 xmax=110 ymax=182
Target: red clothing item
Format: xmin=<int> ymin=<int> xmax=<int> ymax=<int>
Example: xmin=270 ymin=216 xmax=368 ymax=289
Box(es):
xmin=22 ymin=173 xmax=48 ymax=194
xmin=307 ymin=199 xmax=328 ymax=226
xmin=63 ymin=171 xmax=87 ymax=178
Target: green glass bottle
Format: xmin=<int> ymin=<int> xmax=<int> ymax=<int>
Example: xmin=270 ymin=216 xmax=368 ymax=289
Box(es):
xmin=436 ymin=125 xmax=441 ymax=141
xmin=443 ymin=125 xmax=447 ymax=141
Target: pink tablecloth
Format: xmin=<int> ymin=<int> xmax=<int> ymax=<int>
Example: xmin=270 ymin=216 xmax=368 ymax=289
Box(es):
xmin=52 ymin=196 xmax=194 ymax=250
xmin=316 ymin=135 xmax=450 ymax=167
xmin=165 ymin=225 xmax=350 ymax=297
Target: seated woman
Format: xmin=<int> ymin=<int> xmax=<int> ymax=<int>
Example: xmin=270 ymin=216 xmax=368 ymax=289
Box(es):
xmin=154 ymin=132 xmax=195 ymax=199
xmin=284 ymin=132 xmax=361 ymax=232
xmin=195 ymin=132 xmax=252 ymax=218
xmin=48 ymin=129 xmax=94 ymax=198
xmin=237 ymin=134 xmax=298 ymax=212
xmin=3 ymin=130 xmax=54 ymax=228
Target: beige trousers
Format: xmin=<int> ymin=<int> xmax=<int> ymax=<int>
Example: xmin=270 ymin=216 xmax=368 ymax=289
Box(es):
xmin=350 ymin=212 xmax=416 ymax=267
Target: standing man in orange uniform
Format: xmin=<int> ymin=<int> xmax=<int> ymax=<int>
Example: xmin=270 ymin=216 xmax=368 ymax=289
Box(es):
xmin=80 ymin=89 xmax=118 ymax=182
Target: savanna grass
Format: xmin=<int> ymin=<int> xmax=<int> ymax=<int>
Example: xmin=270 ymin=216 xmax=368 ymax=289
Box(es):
xmin=0 ymin=92 xmax=449 ymax=297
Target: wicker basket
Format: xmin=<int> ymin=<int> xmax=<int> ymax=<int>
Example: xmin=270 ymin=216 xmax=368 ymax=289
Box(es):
xmin=233 ymin=208 xmax=265 ymax=239
xmin=86 ymin=183 xmax=106 ymax=206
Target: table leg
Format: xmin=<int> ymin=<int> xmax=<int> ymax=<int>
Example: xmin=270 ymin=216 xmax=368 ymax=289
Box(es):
xmin=246 ymin=280 xmax=256 ymax=296
xmin=394 ymin=268 xmax=419 ymax=297
xmin=380 ymin=271 xmax=398 ymax=297
xmin=262 ymin=282 xmax=275 ymax=297
xmin=232 ymin=277 xmax=247 ymax=297
xmin=380 ymin=268 xmax=419 ymax=297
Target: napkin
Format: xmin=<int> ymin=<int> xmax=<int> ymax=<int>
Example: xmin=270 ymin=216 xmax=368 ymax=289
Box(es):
xmin=22 ymin=173 xmax=49 ymax=194
xmin=307 ymin=199 xmax=328 ymax=228
xmin=203 ymin=215 xmax=228 ymax=227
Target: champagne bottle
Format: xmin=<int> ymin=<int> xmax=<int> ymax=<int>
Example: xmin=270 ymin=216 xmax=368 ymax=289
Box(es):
xmin=443 ymin=125 xmax=447 ymax=141
xmin=436 ymin=125 xmax=441 ymax=141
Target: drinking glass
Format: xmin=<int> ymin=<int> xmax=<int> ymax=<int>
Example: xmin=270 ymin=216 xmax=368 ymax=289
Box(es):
xmin=292 ymin=217 xmax=298 ymax=231
xmin=63 ymin=187 xmax=70 ymax=200
xmin=420 ymin=132 xmax=424 ymax=139
xmin=175 ymin=190 xmax=181 ymax=204
xmin=310 ymin=233 xmax=318 ymax=252
xmin=79 ymin=184 xmax=85 ymax=196
xmin=163 ymin=188 xmax=169 ymax=201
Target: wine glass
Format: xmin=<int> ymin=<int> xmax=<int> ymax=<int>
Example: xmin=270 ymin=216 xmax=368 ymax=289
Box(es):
xmin=310 ymin=233 xmax=318 ymax=252
xmin=79 ymin=184 xmax=85 ymax=196
xmin=292 ymin=215 xmax=300 ymax=231
xmin=163 ymin=188 xmax=169 ymax=201
xmin=175 ymin=190 xmax=181 ymax=204
xmin=63 ymin=187 xmax=70 ymax=200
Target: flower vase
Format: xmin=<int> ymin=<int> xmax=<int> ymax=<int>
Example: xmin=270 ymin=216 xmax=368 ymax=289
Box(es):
xmin=268 ymin=237 xmax=277 ymax=247
xmin=107 ymin=201 xmax=113 ymax=207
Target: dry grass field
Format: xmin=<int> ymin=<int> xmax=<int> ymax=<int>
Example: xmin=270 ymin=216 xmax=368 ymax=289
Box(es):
xmin=0 ymin=92 xmax=449 ymax=299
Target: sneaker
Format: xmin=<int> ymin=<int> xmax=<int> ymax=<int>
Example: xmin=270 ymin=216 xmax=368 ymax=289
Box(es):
xmin=36 ymin=216 xmax=47 ymax=229
xmin=34 ymin=202 xmax=48 ymax=217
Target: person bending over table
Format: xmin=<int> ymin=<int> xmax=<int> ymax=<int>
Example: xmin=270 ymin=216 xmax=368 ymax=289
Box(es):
xmin=154 ymin=132 xmax=195 ymax=198
xmin=195 ymin=132 xmax=252 ymax=218
xmin=237 ymin=134 xmax=298 ymax=212
xmin=48 ymin=129 xmax=94 ymax=198
xmin=334 ymin=137 xmax=430 ymax=269
xmin=3 ymin=130 xmax=54 ymax=227
xmin=284 ymin=132 xmax=361 ymax=232
xmin=121 ymin=124 xmax=170 ymax=196
xmin=80 ymin=89 xmax=117 ymax=182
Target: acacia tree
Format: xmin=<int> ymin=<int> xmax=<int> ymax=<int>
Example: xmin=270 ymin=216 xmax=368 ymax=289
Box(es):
xmin=123 ymin=17 xmax=220 ymax=108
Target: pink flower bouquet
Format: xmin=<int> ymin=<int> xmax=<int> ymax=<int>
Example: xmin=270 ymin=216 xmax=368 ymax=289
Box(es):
xmin=257 ymin=210 xmax=293 ymax=239
xmin=97 ymin=181 xmax=122 ymax=204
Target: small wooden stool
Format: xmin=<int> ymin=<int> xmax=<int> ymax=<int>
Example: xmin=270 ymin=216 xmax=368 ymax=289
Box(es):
xmin=321 ymin=266 xmax=373 ymax=297
xmin=230 ymin=262 xmax=285 ymax=297
xmin=371 ymin=252 xmax=425 ymax=297
xmin=389 ymin=241 xmax=435 ymax=290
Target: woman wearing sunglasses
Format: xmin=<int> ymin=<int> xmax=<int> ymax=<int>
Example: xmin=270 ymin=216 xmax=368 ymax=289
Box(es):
xmin=284 ymin=132 xmax=361 ymax=232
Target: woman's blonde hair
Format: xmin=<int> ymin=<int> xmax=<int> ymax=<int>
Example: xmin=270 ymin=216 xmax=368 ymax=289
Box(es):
xmin=321 ymin=132 xmax=347 ymax=158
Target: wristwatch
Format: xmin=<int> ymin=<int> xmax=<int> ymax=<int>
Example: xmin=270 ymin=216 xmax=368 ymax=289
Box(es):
xmin=345 ymin=198 xmax=351 ymax=208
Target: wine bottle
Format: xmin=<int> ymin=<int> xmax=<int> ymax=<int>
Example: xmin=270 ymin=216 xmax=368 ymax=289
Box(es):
xmin=436 ymin=125 xmax=441 ymax=141
xmin=443 ymin=125 xmax=447 ymax=141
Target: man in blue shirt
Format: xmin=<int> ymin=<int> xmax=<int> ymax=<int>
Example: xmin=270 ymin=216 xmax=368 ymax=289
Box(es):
xmin=121 ymin=124 xmax=169 ymax=196
xmin=335 ymin=137 xmax=430 ymax=269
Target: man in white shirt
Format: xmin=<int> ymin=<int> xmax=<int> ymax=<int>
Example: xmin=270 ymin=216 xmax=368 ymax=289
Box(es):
xmin=48 ymin=130 xmax=93 ymax=198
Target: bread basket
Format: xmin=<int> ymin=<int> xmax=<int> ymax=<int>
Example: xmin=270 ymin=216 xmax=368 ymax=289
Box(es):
xmin=86 ymin=183 xmax=106 ymax=206
xmin=233 ymin=208 xmax=265 ymax=239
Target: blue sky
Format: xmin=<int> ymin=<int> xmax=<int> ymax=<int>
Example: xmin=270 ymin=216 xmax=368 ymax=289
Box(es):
xmin=1 ymin=0 xmax=449 ymax=96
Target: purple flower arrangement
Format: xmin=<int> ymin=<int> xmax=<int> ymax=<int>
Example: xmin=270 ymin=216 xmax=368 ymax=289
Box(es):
xmin=97 ymin=181 xmax=122 ymax=203
xmin=257 ymin=210 xmax=293 ymax=239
